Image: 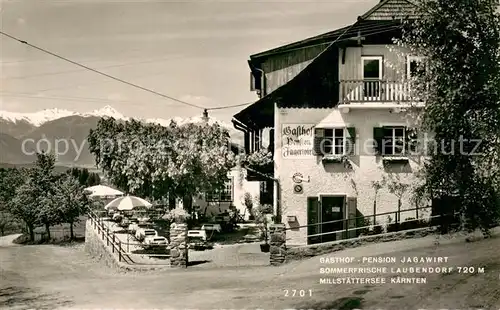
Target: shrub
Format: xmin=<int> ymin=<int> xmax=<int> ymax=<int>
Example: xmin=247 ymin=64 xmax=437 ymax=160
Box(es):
xmin=372 ymin=225 xmax=383 ymax=235
xmin=387 ymin=223 xmax=401 ymax=233
xmin=401 ymin=217 xmax=431 ymax=230
xmin=357 ymin=217 xmax=371 ymax=236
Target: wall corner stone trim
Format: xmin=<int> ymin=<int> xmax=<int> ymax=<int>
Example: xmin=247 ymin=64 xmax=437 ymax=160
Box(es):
xmin=169 ymin=223 xmax=189 ymax=268
xmin=269 ymin=223 xmax=286 ymax=266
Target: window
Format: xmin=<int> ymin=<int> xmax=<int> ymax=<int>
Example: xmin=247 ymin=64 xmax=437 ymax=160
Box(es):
xmin=362 ymin=56 xmax=383 ymax=98
xmin=407 ymin=56 xmax=425 ymax=79
xmin=206 ymin=178 xmax=233 ymax=202
xmin=323 ymin=128 xmax=346 ymax=155
xmin=382 ymin=127 xmax=406 ymax=156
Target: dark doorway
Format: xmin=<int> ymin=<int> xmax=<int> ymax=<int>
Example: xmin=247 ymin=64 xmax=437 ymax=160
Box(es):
xmin=431 ymin=195 xmax=461 ymax=233
xmin=307 ymin=196 xmax=345 ymax=245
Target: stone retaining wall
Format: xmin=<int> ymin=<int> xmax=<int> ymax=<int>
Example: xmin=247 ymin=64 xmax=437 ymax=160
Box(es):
xmin=84 ymin=220 xmax=173 ymax=272
xmin=84 ymin=220 xmax=123 ymax=270
xmin=269 ymin=224 xmax=286 ymax=266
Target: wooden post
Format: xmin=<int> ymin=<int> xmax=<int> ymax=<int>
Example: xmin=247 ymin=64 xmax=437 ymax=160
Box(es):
xmin=118 ymin=241 xmax=122 ymax=262
xmin=112 ymin=234 xmax=115 ymax=253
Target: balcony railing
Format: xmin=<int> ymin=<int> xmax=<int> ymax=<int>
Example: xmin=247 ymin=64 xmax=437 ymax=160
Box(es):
xmin=339 ymin=80 xmax=414 ymax=104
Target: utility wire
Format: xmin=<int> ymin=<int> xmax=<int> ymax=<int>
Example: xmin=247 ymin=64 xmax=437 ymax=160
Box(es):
xmin=1 ymin=24 xmax=402 ymax=112
xmin=251 ymin=22 xmax=402 ymax=57
xmin=5 ymin=54 xmax=190 ymax=80
xmin=0 ymin=31 xmax=206 ymax=110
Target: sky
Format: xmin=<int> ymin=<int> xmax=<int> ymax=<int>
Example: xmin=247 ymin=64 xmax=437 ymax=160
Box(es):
xmin=0 ymin=0 xmax=379 ymax=123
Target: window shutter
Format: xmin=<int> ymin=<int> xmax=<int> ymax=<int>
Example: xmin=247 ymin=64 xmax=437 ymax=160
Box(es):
xmin=307 ymin=197 xmax=321 ymax=244
xmin=405 ymin=127 xmax=418 ymax=154
xmin=346 ymin=127 xmax=356 ymax=156
xmin=313 ymin=128 xmax=325 ymax=156
xmin=347 ymin=197 xmax=357 ymax=239
xmin=373 ymin=127 xmax=384 ymax=155
xmin=268 ymin=129 xmax=275 ymax=153
xmin=244 ymin=131 xmax=250 ymax=154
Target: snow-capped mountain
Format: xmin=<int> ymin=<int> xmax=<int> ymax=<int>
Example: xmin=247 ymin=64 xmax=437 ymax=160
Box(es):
xmin=0 ymin=105 xmax=233 ymax=129
xmin=0 ymin=105 xmax=243 ymax=166
xmin=0 ymin=108 xmax=77 ymax=126
xmin=83 ymin=105 xmax=130 ymax=121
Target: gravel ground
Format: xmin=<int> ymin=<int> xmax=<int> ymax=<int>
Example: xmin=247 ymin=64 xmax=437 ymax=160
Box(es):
xmin=1 ymin=230 xmax=499 ymax=309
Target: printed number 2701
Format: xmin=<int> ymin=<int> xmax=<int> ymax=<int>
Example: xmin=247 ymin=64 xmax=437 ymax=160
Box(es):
xmin=284 ymin=289 xmax=312 ymax=297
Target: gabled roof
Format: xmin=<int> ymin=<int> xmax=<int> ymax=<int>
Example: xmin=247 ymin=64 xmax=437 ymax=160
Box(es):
xmin=249 ymin=0 xmax=417 ymax=64
xmin=249 ymin=24 xmax=352 ymax=62
xmin=234 ymin=0 xmax=416 ymax=128
xmin=360 ymin=0 xmax=416 ymax=20
xmin=234 ymin=19 xmax=403 ymax=128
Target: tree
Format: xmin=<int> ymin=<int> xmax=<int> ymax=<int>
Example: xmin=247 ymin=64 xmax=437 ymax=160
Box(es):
xmin=384 ymin=174 xmax=410 ymax=224
xmin=242 ymin=192 xmax=254 ymax=220
xmin=33 ymin=153 xmax=59 ymax=239
xmin=400 ymin=0 xmax=500 ymax=235
xmin=11 ymin=153 xmax=58 ymax=241
xmin=67 ymin=168 xmax=101 ymax=187
xmin=0 ymin=211 xmax=17 ymax=236
xmin=11 ymin=183 xmax=39 ymax=241
xmin=0 ymin=168 xmax=26 ymax=209
xmin=88 ymin=118 xmax=235 ymax=212
xmin=371 ymin=180 xmax=383 ymax=227
xmin=88 ymin=118 xmax=172 ymax=198
xmin=0 ymin=168 xmax=26 ymax=235
xmin=167 ymin=122 xmax=235 ymax=212
xmin=254 ymin=204 xmax=273 ymax=247
xmin=47 ymin=174 xmax=90 ymax=239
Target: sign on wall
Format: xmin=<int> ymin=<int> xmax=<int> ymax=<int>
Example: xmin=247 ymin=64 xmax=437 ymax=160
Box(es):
xmin=281 ymin=124 xmax=315 ymax=159
xmin=293 ymin=184 xmax=303 ymax=194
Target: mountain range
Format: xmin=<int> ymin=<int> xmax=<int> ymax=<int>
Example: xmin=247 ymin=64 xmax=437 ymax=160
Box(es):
xmin=0 ymin=106 xmax=243 ymax=168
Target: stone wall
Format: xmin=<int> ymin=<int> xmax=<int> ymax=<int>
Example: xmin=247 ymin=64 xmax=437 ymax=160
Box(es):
xmin=269 ymin=224 xmax=286 ymax=266
xmin=84 ymin=220 xmax=122 ymax=270
xmin=169 ymin=223 xmax=188 ymax=268
xmin=84 ymin=220 xmax=173 ymax=272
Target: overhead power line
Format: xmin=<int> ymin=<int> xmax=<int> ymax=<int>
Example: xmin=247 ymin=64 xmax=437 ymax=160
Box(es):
xmin=1 ymin=24 xmax=402 ymax=112
xmin=4 ymin=54 xmax=190 ymax=81
xmin=0 ymin=31 xmax=206 ymax=110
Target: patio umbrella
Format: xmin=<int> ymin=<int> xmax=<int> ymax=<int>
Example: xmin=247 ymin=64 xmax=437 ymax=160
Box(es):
xmin=84 ymin=185 xmax=123 ymax=198
xmin=104 ymin=195 xmax=152 ymax=211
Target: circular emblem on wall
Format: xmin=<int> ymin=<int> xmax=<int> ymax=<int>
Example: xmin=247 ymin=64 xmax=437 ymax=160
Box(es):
xmin=292 ymin=172 xmax=304 ymax=184
xmin=293 ymin=184 xmax=303 ymax=194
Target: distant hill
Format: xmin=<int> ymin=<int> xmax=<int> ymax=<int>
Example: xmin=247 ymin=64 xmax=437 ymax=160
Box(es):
xmin=0 ymin=162 xmax=98 ymax=174
xmin=0 ymin=105 xmax=244 ymax=167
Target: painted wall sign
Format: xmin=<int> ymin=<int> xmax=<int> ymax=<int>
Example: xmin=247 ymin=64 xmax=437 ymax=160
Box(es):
xmin=293 ymin=184 xmax=303 ymax=194
xmin=281 ymin=124 xmax=315 ymax=159
xmin=292 ymin=172 xmax=304 ymax=183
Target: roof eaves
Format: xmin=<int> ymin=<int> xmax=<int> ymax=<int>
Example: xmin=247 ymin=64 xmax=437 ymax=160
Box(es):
xmin=249 ymin=24 xmax=352 ymax=62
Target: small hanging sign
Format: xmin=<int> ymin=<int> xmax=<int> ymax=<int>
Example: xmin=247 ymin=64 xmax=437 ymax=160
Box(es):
xmin=293 ymin=184 xmax=303 ymax=194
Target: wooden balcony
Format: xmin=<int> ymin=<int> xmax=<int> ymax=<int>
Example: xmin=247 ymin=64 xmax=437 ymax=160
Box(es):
xmin=339 ymin=80 xmax=416 ymax=104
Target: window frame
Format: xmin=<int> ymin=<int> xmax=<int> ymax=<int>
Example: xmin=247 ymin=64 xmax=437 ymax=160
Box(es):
xmin=206 ymin=177 xmax=233 ymax=202
xmin=407 ymin=55 xmax=425 ymax=79
xmin=322 ymin=128 xmax=347 ymax=156
xmin=361 ymin=56 xmax=384 ymax=80
xmin=382 ymin=126 xmax=406 ymax=156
